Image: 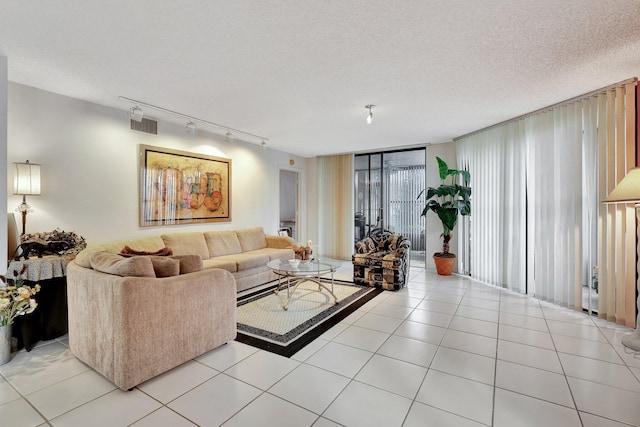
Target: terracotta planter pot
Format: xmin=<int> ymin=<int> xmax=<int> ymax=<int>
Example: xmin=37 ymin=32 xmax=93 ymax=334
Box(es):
xmin=433 ymin=254 xmax=456 ymax=276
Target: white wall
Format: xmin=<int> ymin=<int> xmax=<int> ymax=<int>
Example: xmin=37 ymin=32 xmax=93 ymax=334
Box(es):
xmin=425 ymin=142 xmax=458 ymax=271
xmin=7 ymin=83 xmax=308 ymax=245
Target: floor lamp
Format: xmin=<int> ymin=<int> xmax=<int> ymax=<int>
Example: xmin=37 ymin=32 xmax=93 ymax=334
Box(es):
xmin=603 ymin=167 xmax=640 ymax=352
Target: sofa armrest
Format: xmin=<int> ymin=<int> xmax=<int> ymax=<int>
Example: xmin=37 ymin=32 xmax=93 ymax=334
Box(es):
xmin=265 ymin=234 xmax=295 ymax=249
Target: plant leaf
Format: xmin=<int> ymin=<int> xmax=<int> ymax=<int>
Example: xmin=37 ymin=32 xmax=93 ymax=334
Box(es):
xmin=436 ymin=157 xmax=449 ymax=181
xmin=437 ymin=207 xmax=458 ymax=234
xmin=436 ymin=185 xmax=457 ymax=198
xmin=456 ymin=185 xmax=472 ymax=200
xmin=425 ymin=187 xmax=438 ymax=201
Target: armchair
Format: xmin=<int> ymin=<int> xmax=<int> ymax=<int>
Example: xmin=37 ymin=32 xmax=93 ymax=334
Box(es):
xmin=352 ymin=229 xmax=411 ymax=291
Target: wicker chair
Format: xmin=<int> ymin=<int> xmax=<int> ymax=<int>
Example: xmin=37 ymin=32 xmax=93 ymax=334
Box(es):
xmin=352 ymin=229 xmax=411 ymax=291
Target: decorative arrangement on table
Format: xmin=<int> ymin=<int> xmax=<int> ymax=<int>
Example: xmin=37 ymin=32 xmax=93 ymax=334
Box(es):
xmin=15 ymin=229 xmax=87 ymax=261
xmin=0 ymin=266 xmax=41 ymax=364
xmin=418 ymin=156 xmax=471 ymax=275
xmin=288 ymin=240 xmax=314 ymax=261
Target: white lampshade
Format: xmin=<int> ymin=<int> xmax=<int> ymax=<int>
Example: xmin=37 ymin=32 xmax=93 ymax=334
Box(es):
xmin=602 ymin=167 xmax=640 ymax=204
xmin=13 ymin=161 xmax=41 ymax=196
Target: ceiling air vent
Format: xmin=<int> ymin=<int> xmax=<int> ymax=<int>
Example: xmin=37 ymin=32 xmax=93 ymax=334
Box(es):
xmin=130 ymin=117 xmax=158 ymax=135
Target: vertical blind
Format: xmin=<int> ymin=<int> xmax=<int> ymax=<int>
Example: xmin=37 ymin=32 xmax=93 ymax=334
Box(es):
xmin=597 ymin=83 xmax=637 ymax=326
xmin=456 ymin=123 xmax=527 ymax=292
xmin=385 ymin=166 xmax=426 ymax=251
xmin=456 ymin=79 xmax=637 ymax=322
xmin=318 ymin=154 xmax=354 ymax=259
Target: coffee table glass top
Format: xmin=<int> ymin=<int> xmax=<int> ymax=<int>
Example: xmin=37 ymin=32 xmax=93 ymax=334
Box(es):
xmin=267 ymin=258 xmax=340 ymax=275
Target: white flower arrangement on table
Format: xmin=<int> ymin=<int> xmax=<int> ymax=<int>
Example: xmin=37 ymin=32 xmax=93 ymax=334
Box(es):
xmin=0 ymin=266 xmax=41 ymax=326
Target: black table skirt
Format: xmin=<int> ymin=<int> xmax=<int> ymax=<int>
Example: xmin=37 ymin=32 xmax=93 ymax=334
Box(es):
xmin=11 ymin=276 xmax=68 ymax=352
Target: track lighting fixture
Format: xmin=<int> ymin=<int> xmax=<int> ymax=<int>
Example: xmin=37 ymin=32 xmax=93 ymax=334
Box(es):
xmin=224 ymin=131 xmax=233 ymax=143
xmin=130 ymin=106 xmax=144 ymax=122
xmin=185 ymin=121 xmax=197 ymax=133
xmin=119 ymin=96 xmax=269 ymax=147
xmin=365 ymin=105 xmax=375 ymax=124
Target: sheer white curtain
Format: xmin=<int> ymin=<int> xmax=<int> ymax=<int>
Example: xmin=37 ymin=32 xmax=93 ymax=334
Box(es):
xmin=456 ymin=79 xmax=637 ymax=316
xmin=456 ymin=122 xmax=527 ymax=292
xmin=318 ymin=154 xmax=354 ymax=259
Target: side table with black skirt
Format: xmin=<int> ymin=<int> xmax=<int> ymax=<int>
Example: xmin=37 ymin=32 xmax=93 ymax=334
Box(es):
xmin=7 ymin=256 xmax=68 ymax=351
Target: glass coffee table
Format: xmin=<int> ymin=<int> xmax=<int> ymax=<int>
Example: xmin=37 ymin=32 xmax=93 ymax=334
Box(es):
xmin=267 ymin=258 xmax=340 ymax=311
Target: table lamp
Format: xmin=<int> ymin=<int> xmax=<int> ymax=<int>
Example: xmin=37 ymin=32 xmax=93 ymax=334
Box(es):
xmin=13 ymin=160 xmax=41 ymax=235
xmin=602 ymin=167 xmax=640 ymax=352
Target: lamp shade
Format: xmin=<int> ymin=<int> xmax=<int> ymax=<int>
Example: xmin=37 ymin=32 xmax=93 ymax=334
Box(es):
xmin=13 ymin=161 xmax=41 ymax=196
xmin=602 ymin=167 xmax=640 ymax=204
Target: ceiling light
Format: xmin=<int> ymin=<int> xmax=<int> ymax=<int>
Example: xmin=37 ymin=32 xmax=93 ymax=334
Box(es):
xmin=260 ymin=141 xmax=267 ymax=151
xmin=186 ymin=120 xmax=197 ymax=133
xmin=129 ymin=106 xmax=144 ymax=122
xmin=365 ymin=104 xmax=375 ymax=124
xmin=224 ymin=131 xmax=233 ymax=143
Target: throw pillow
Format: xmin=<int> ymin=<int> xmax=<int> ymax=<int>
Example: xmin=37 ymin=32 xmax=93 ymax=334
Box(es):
xmin=170 ymin=255 xmax=203 ymax=274
xmin=148 ymin=256 xmax=181 ymax=277
xmin=120 ymin=246 xmax=173 ymax=256
xmin=89 ymin=251 xmax=156 ymax=277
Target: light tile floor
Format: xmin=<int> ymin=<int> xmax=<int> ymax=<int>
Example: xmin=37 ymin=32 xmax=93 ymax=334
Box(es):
xmin=2 ymin=267 xmax=640 ymax=426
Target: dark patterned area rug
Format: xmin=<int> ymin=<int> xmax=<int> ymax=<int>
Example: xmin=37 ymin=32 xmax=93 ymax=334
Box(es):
xmin=235 ymin=279 xmax=383 ymax=357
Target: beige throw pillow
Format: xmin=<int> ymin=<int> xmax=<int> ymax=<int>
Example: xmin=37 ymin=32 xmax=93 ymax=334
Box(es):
xmin=170 ymin=255 xmax=203 ymax=274
xmin=148 ymin=256 xmax=181 ymax=277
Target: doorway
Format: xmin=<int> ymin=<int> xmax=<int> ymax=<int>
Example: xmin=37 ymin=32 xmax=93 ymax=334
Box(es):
xmin=279 ymin=169 xmax=299 ymax=240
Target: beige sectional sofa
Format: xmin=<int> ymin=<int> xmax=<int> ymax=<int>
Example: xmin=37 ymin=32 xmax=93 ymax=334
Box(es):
xmin=73 ymin=226 xmax=296 ymax=292
xmin=66 ymin=226 xmax=294 ymax=390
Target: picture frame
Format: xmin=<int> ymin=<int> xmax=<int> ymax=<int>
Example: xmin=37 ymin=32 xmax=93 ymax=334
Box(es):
xmin=139 ymin=144 xmax=232 ymax=226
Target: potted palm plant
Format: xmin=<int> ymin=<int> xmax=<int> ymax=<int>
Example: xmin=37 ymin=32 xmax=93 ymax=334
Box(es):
xmin=418 ymin=156 xmax=471 ymax=275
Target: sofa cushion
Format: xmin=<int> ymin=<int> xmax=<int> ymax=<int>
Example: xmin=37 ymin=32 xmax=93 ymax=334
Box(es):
xmin=247 ymin=247 xmax=294 ymax=262
xmin=74 ymin=246 xmax=103 ymax=269
xmin=171 ymin=255 xmax=203 ymax=274
xmin=204 ymin=230 xmax=242 ymax=257
xmin=236 ymin=227 xmax=267 ymax=252
xmin=89 ymin=251 xmax=156 ymax=277
xmin=76 ymin=237 xmax=170 ymax=269
xmin=161 ymin=233 xmax=210 ymax=259
xmin=202 ymin=258 xmax=237 ymax=273
xmin=215 ymin=253 xmax=269 ymax=271
xmin=148 ymin=256 xmax=181 ymax=277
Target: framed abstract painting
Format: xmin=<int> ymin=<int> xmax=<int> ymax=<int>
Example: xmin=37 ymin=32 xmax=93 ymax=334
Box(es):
xmin=139 ymin=144 xmax=232 ymax=226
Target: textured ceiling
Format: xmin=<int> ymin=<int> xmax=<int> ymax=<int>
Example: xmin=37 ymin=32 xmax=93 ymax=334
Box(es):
xmin=1 ymin=1 xmax=640 ymax=157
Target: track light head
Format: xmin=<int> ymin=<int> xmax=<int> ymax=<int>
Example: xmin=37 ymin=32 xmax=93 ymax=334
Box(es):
xmin=365 ymin=104 xmax=375 ymax=124
xmin=260 ymin=140 xmax=267 ymax=151
xmin=224 ymin=131 xmax=233 ymax=143
xmin=186 ymin=120 xmax=197 ymax=133
xmin=130 ymin=106 xmax=144 ymax=122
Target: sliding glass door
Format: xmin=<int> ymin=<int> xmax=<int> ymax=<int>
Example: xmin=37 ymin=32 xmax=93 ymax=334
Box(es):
xmin=354 ymin=149 xmax=426 ymax=267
